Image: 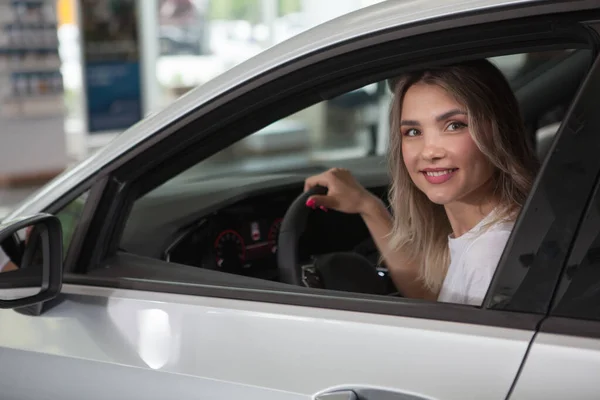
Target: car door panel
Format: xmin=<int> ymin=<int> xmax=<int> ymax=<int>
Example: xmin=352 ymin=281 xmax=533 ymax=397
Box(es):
xmin=0 ymin=346 xmax=305 ymax=400
xmin=508 ymin=330 xmax=600 ymax=400
xmin=0 ymin=284 xmax=532 ymax=400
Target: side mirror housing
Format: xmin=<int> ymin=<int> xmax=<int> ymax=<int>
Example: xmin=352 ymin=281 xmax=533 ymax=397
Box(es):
xmin=0 ymin=213 xmax=63 ymax=309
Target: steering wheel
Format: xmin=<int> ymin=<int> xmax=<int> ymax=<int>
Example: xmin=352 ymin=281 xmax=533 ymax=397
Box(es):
xmin=277 ymin=185 xmax=328 ymax=285
xmin=277 ymin=185 xmax=392 ymax=295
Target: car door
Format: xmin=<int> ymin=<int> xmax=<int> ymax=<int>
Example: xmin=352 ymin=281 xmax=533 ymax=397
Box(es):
xmin=508 ymin=52 xmax=600 ymax=400
xmin=0 ymin=4 xmax=599 ymax=400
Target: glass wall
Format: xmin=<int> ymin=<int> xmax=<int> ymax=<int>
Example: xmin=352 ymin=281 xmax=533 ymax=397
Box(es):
xmin=56 ymin=0 xmax=569 ymax=166
xmin=156 ymin=0 xmax=385 ymax=107
xmin=56 ymin=0 xmax=386 ymax=137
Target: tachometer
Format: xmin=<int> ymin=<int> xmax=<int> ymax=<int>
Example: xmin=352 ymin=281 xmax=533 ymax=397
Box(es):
xmin=214 ymin=229 xmax=246 ymax=270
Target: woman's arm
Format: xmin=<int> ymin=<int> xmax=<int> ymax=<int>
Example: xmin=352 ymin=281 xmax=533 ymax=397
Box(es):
xmin=305 ymin=168 xmax=436 ymax=300
xmin=0 ymin=261 xmax=18 ymax=272
xmin=0 ymin=247 xmax=17 ymax=273
xmin=359 ymin=195 xmax=437 ymax=300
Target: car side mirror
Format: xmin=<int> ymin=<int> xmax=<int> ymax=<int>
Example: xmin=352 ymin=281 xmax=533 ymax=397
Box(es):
xmin=0 ymin=213 xmax=63 ymax=309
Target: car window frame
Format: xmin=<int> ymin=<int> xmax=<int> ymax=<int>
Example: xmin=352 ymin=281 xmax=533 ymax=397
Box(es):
xmin=484 ymin=43 xmax=600 ymax=314
xmin=64 ymin=13 xmax=600 ymax=328
xmin=538 ymin=44 xmax=600 ymax=338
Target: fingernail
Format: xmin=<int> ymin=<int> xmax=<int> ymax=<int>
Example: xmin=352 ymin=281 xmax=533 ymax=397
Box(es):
xmin=306 ymin=199 xmax=315 ymax=208
xmin=320 ymin=206 xmax=328 ymax=212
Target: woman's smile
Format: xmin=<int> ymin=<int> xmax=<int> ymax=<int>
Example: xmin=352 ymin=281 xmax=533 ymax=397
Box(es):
xmin=421 ymin=168 xmax=459 ymax=184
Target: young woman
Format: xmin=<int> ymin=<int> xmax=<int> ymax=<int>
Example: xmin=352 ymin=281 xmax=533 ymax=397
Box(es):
xmin=304 ymin=59 xmax=539 ymax=306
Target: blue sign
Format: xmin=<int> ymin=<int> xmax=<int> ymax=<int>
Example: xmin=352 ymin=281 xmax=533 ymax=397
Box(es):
xmin=85 ymin=61 xmax=142 ymax=132
xmin=80 ymin=0 xmax=141 ymax=134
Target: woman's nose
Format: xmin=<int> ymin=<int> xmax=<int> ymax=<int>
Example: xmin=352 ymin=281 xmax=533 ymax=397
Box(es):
xmin=420 ymin=137 xmax=446 ymax=160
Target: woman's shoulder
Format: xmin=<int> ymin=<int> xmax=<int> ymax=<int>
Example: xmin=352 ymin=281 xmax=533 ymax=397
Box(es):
xmin=462 ymin=221 xmax=513 ymax=272
xmin=470 ymin=220 xmax=513 ymax=250
xmin=487 ymin=219 xmax=515 ymax=234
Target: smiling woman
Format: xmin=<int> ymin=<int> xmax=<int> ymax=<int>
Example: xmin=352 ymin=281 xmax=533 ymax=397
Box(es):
xmin=304 ymin=59 xmax=540 ymax=306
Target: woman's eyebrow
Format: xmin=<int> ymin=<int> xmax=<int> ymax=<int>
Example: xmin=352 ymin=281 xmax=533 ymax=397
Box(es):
xmin=400 ymin=119 xmax=419 ymax=126
xmin=400 ymin=109 xmax=467 ymax=126
xmin=436 ymin=109 xmax=467 ymax=122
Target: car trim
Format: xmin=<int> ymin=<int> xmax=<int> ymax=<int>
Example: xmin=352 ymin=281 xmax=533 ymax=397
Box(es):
xmin=485 ymin=50 xmax=600 ymax=314
xmin=63 ymin=177 xmax=109 ymax=274
xmin=539 ymin=316 xmax=600 ymax=339
xmin=60 ymin=271 xmax=544 ymax=331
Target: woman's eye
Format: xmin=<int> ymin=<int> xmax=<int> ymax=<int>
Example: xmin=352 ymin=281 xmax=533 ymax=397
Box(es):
xmin=404 ymin=128 xmax=420 ymax=137
xmin=447 ymin=122 xmax=467 ymax=131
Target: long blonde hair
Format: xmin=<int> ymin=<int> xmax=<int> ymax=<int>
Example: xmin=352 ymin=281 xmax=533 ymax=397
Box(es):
xmin=387 ymin=59 xmax=539 ymax=293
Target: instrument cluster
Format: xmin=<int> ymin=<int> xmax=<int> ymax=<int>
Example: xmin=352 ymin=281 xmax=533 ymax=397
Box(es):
xmin=211 ymin=215 xmax=284 ymax=278
xmin=165 ymin=190 xmax=295 ymax=281
xmin=165 ymin=186 xmax=385 ymax=281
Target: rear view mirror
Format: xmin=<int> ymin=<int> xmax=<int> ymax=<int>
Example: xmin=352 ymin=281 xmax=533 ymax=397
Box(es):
xmin=0 ymin=214 xmax=63 ymax=309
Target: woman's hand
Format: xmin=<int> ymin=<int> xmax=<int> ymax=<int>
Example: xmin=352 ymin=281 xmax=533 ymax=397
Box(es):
xmin=304 ymin=168 xmax=376 ymax=215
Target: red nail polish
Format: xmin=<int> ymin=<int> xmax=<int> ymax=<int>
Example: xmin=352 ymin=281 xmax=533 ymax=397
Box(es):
xmin=306 ymin=199 xmax=315 ymax=207
xmin=320 ymin=206 xmax=328 ymax=212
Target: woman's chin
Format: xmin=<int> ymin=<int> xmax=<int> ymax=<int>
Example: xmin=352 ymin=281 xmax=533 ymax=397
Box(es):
xmin=425 ymin=192 xmax=455 ymax=205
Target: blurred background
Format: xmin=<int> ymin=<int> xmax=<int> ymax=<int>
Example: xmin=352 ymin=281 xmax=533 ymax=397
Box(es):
xmin=0 ymin=0 xmax=557 ymax=216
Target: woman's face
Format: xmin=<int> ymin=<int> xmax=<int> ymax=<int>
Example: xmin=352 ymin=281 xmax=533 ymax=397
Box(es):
xmin=400 ymin=83 xmax=496 ymax=206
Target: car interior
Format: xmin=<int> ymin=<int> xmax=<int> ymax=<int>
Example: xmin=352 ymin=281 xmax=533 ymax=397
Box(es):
xmin=101 ymin=47 xmax=593 ymax=298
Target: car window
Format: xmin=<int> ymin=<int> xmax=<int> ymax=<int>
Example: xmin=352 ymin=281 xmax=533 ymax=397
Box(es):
xmin=485 ymin=50 xmax=599 ymax=314
xmin=151 ymin=50 xmax=568 ymax=187
xmin=55 ymin=191 xmax=89 ymax=258
xmin=552 ymin=179 xmax=600 ymax=321
xmin=117 ymin=48 xmax=583 ymax=310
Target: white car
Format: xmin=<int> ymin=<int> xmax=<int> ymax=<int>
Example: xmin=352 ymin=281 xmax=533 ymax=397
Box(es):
xmin=1 ymin=1 xmax=600 ymax=399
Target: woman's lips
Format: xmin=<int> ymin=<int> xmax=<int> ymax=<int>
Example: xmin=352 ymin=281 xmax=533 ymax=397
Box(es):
xmin=421 ymin=168 xmax=458 ymax=184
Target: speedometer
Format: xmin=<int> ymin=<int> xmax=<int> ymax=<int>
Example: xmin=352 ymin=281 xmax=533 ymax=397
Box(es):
xmin=214 ymin=229 xmax=246 ymax=270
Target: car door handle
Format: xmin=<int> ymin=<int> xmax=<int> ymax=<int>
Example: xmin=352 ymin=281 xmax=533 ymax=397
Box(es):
xmin=316 ymin=391 xmax=358 ymax=400
xmin=316 ymin=388 xmax=427 ymax=400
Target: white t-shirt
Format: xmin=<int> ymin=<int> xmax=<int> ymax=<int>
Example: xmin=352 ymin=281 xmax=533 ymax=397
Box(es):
xmin=437 ymin=211 xmax=514 ymax=306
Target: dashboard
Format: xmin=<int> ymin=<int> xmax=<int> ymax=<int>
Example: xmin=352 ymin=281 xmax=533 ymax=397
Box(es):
xmin=162 ymin=186 xmax=388 ymax=281
xmin=121 ymin=155 xmax=390 ymax=281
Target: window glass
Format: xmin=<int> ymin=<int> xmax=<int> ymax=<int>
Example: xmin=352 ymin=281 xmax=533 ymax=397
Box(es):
xmin=552 ymin=181 xmax=600 ymax=321
xmin=56 ymin=191 xmax=89 ymax=257
xmin=156 ymin=0 xmax=387 ymax=109
xmin=486 ymin=50 xmax=596 ymax=314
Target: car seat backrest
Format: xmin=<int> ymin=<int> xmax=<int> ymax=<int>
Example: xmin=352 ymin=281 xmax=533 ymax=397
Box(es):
xmin=536 ymin=122 xmax=561 ymax=162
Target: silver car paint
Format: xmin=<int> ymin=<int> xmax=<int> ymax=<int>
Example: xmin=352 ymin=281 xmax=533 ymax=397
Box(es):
xmin=509 ymin=332 xmax=600 ymax=399
xmin=0 ymin=284 xmax=533 ymax=399
xmin=1 ymin=0 xmax=598 ymax=398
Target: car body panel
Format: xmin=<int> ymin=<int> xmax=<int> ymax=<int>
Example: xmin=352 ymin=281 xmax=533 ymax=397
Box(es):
xmin=0 ymin=284 xmax=533 ymax=399
xmin=9 ymin=0 xmax=592 ymax=219
xmin=510 ymin=332 xmax=600 ymax=399
xmin=0 ymin=348 xmax=305 ymax=400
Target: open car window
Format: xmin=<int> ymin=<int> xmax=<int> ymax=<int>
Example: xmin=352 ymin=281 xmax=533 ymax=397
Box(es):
xmin=110 ymin=47 xmax=586 ymax=310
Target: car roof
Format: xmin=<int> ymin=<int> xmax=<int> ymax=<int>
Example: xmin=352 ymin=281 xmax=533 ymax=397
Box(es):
xmin=9 ymin=0 xmax=595 ymax=218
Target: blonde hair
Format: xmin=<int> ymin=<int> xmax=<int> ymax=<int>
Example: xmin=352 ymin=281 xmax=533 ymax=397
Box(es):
xmin=386 ymin=59 xmax=539 ymax=293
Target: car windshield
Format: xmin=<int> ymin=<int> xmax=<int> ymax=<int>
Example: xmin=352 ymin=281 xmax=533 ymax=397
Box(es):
xmin=162 ymin=50 xmax=571 ymax=186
